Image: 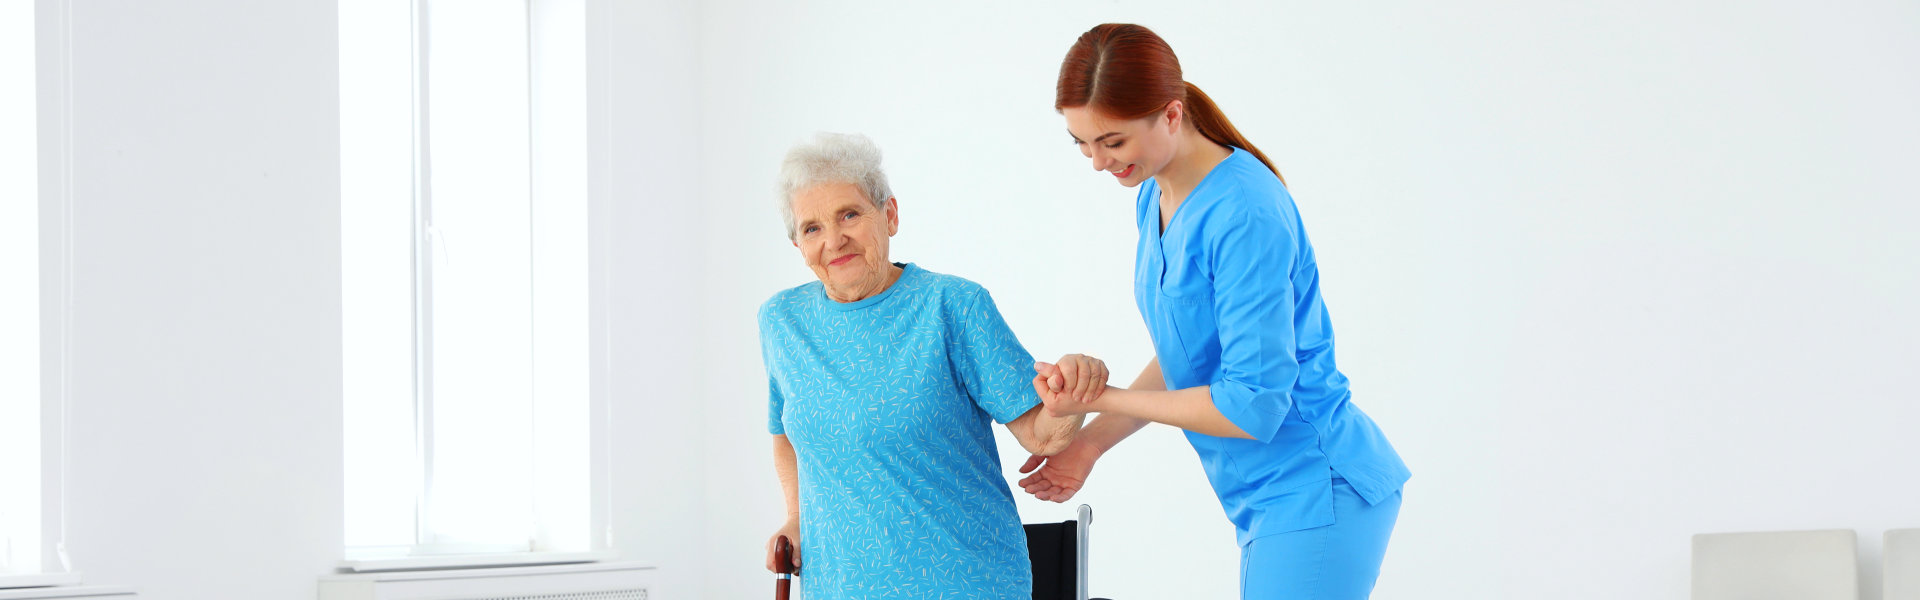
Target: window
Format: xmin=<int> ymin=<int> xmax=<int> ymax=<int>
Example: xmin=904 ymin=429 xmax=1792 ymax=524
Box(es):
xmin=1 ymin=0 xmax=42 ymax=577
xmin=339 ymin=0 xmax=595 ymax=560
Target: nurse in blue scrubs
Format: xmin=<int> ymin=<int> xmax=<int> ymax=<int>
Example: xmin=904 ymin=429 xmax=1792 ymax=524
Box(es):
xmin=1018 ymin=23 xmax=1413 ymax=599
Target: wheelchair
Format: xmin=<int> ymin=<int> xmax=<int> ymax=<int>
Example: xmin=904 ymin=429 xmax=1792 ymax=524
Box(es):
xmin=1023 ymin=503 xmax=1112 ymax=600
xmin=773 ymin=504 xmax=1111 ymax=600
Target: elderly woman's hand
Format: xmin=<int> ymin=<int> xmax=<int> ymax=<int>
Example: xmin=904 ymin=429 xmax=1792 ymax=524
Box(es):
xmin=1036 ymin=354 xmax=1110 ymax=405
xmin=765 ymin=516 xmax=801 ymax=574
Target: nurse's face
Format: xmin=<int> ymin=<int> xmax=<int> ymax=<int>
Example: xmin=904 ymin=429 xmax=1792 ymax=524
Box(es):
xmin=790 ymin=182 xmax=899 ymax=302
xmin=1063 ymin=102 xmax=1182 ymax=188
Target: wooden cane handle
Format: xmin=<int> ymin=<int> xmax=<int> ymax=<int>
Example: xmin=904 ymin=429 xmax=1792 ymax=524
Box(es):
xmin=774 ymin=536 xmax=794 ymax=600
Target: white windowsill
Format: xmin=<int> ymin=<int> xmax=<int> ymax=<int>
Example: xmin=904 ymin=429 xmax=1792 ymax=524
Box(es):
xmin=324 ymin=558 xmax=651 ymax=582
xmin=0 ymin=574 xmax=82 ymax=591
xmin=0 ymin=586 xmax=136 ymax=600
xmin=337 ymin=551 xmax=618 ymax=574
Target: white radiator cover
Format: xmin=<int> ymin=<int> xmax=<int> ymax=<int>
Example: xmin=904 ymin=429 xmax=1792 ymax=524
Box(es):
xmin=0 ymin=586 xmax=137 ymax=600
xmin=421 ymin=592 xmax=643 ymax=600
xmin=319 ymin=561 xmax=653 ymax=600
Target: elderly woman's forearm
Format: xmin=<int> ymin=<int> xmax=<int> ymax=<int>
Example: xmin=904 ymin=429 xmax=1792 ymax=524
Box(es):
xmin=773 ymin=435 xmax=800 ymax=518
xmin=1033 ymin=411 xmax=1084 ymax=455
xmin=1008 ymin=405 xmax=1082 ymax=455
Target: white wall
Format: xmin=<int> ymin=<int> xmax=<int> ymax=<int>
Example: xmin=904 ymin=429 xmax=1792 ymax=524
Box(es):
xmin=38 ymin=0 xmax=344 ymax=598
xmin=601 ymin=0 xmax=709 ymax=599
xmin=31 ymin=1 xmax=717 ymax=598
xmin=29 ymin=1 xmax=1917 ymax=599
xmin=691 ymin=1 xmax=1920 ymax=599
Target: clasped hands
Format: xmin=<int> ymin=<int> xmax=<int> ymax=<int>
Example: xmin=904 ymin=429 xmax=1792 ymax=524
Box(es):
xmin=1020 ymin=353 xmax=1114 ymax=503
xmin=1032 ymin=353 xmax=1115 ymax=417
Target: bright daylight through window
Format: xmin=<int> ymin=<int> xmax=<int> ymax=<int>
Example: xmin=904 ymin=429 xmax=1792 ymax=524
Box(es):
xmin=339 ymin=0 xmax=592 ymax=561
xmin=1 ymin=0 xmax=44 ymax=579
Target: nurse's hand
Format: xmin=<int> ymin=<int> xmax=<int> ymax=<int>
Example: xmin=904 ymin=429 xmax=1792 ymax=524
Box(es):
xmin=1017 ymin=439 xmax=1100 ymax=502
xmin=1033 ymin=373 xmax=1091 ymax=418
xmin=1036 ymin=354 xmax=1110 ymax=404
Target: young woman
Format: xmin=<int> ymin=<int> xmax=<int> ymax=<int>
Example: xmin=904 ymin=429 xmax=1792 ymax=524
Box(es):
xmin=1019 ymin=23 xmax=1412 ymax=599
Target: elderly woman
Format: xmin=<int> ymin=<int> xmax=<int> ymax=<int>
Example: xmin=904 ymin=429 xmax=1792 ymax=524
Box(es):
xmin=758 ymin=132 xmax=1106 ymax=598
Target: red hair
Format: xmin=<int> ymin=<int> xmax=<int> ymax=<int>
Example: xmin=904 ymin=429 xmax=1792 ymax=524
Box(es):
xmin=1055 ymin=23 xmax=1283 ymax=183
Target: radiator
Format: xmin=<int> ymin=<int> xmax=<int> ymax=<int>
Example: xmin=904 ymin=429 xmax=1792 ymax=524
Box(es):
xmin=432 ymin=592 xmax=644 ymax=600
xmin=319 ymin=561 xmax=653 ymax=600
xmin=429 ymin=592 xmax=644 ymax=600
xmin=0 ymin=585 xmax=138 ymax=600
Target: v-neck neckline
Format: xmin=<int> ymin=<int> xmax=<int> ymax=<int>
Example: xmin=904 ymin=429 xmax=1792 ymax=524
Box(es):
xmin=1149 ymin=147 xmax=1241 ymax=287
xmin=1152 ymin=147 xmax=1240 ymax=240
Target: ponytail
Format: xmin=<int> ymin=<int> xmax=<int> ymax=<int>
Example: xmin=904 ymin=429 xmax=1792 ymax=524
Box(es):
xmin=1183 ymin=82 xmax=1283 ymax=184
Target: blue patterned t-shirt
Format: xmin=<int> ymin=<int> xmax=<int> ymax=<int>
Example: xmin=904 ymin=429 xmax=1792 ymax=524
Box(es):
xmin=759 ymin=262 xmax=1037 ymax=599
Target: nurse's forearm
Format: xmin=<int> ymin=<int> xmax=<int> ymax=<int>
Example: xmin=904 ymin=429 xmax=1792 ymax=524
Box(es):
xmin=1076 ymin=359 xmax=1167 ymax=454
xmin=772 ymin=434 xmax=800 ymax=520
xmin=1129 ymin=358 xmax=1167 ymax=393
xmin=1076 ymin=413 xmax=1150 ymax=455
xmin=1093 ymin=386 xmax=1254 ymax=439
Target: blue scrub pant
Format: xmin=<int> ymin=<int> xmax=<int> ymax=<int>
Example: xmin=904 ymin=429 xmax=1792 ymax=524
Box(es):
xmin=1239 ymin=478 xmax=1401 ymax=599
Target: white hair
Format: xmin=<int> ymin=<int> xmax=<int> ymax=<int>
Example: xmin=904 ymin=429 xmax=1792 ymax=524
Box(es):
xmin=777 ymin=132 xmax=893 ymax=240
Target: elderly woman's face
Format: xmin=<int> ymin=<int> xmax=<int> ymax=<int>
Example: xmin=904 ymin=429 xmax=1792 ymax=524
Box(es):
xmin=791 ymin=182 xmax=899 ymax=302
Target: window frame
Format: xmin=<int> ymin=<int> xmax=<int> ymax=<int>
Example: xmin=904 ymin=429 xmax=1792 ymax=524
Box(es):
xmin=3 ymin=0 xmax=76 ymax=586
xmin=0 ymin=0 xmax=44 ymax=577
xmin=338 ymin=0 xmax=608 ymax=564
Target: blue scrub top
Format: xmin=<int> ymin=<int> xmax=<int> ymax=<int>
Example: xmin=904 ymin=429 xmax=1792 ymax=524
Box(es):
xmin=1135 ymin=148 xmax=1411 ymax=546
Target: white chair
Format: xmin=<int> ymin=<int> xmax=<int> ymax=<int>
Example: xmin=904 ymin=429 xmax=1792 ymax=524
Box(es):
xmin=1692 ymin=529 xmax=1858 ymax=600
xmin=1886 ymin=529 xmax=1920 ymax=600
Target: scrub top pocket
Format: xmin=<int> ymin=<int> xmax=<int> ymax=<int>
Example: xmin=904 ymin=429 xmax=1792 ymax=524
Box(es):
xmin=1159 ymin=280 xmax=1219 ymax=370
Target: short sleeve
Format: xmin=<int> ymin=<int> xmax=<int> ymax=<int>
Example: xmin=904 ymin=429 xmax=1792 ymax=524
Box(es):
xmin=766 ymin=374 xmax=786 ymax=435
xmin=946 ymin=287 xmax=1042 ymax=424
xmin=759 ymin=304 xmax=787 ymax=435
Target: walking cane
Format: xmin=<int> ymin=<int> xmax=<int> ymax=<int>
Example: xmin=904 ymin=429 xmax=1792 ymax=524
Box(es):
xmin=774 ymin=536 xmax=794 ymax=600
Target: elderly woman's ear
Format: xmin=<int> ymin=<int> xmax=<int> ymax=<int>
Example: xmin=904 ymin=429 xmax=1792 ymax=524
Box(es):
xmin=884 ymin=197 xmax=900 ymax=236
